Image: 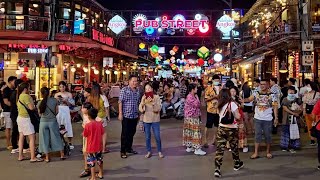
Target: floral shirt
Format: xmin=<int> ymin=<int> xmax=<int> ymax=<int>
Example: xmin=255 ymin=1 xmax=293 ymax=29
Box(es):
xmin=253 ymin=91 xmax=278 ymax=121
xmin=302 ymin=91 xmax=320 ymax=108
xmin=205 ymin=85 xmax=220 ymax=114
xmin=184 ymin=94 xmax=201 ymax=118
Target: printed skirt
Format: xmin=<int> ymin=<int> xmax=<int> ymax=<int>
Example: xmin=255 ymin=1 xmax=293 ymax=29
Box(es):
xmin=183 ymin=117 xmax=202 ymax=149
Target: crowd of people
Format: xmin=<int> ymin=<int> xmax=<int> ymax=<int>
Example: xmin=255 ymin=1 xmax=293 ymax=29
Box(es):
xmin=1 ymin=74 xmax=320 ymax=179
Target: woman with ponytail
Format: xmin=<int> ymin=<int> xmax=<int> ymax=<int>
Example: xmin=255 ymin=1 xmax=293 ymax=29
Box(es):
xmin=38 ymin=87 xmax=65 ymax=162
xmin=17 ymin=82 xmax=42 ymax=162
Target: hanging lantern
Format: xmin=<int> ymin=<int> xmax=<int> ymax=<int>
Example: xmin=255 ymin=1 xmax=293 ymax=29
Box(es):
xmin=139 ymin=43 xmax=146 ymax=49
xmin=198 ymin=58 xmax=205 ymax=66
xmin=172 ymin=46 xmax=179 ymax=52
xmin=71 ymin=67 xmax=76 ymax=72
xmin=279 ymin=61 xmax=288 ymax=73
xmin=197 ymin=46 xmax=210 ymax=59
xmin=105 ymin=70 xmax=111 ymax=74
xmin=169 ymin=50 xmax=175 ymax=56
xmin=150 ymin=45 xmax=159 ymax=53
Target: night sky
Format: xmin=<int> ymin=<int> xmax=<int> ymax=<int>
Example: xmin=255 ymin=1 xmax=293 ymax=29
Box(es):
xmin=98 ymin=0 xmax=257 ymax=10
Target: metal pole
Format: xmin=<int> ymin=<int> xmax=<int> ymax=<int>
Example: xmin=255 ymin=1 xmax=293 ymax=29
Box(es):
xmin=229 ymin=0 xmax=233 ymax=78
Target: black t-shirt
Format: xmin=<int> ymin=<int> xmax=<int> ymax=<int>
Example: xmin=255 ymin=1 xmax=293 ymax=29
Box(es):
xmin=2 ymin=86 xmax=15 ymax=112
xmin=10 ymin=90 xmax=18 ymax=120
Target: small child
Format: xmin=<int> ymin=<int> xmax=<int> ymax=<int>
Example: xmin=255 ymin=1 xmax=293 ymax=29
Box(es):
xmin=80 ymin=102 xmax=93 ymax=178
xmin=83 ymin=107 xmax=104 ymax=180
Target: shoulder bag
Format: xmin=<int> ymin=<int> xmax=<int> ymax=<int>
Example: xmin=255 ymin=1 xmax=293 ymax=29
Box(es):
xmin=310 ymin=120 xmax=320 ymax=138
xmin=19 ymin=100 xmax=40 ymax=133
xmin=305 ymin=92 xmax=316 ymax=114
xmin=220 ymin=102 xmax=234 ymax=125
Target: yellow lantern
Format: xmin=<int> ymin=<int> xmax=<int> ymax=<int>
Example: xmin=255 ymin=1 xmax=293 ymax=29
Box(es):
xmin=139 ymin=43 xmax=146 ymax=49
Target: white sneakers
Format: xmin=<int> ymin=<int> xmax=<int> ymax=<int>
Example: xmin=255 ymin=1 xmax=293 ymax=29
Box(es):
xmin=194 ymin=149 xmax=207 ymax=156
xmin=243 ymin=147 xmax=249 ymax=153
xmin=186 ymin=147 xmax=206 ymax=155
xmin=11 ymin=149 xmax=19 ymax=154
xmin=186 ymin=147 xmax=195 ymax=153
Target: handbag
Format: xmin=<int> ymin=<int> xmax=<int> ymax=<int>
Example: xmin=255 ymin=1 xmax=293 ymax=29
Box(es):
xmin=19 ymin=100 xmax=40 ymax=133
xmin=305 ymin=92 xmax=316 ymax=114
xmin=220 ymin=102 xmax=234 ymax=125
xmin=289 ymin=115 xmax=300 ymax=140
xmin=310 ymin=120 xmax=320 ymax=138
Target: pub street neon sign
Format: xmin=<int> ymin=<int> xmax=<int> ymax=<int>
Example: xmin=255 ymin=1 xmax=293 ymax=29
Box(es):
xmin=133 ymin=15 xmax=208 ymax=30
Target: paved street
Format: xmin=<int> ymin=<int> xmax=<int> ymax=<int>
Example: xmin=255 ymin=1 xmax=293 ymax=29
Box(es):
xmin=0 ymin=116 xmax=320 ymax=180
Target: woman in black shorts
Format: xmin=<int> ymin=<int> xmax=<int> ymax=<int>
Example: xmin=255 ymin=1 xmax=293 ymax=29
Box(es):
xmin=241 ymin=82 xmax=255 ymax=135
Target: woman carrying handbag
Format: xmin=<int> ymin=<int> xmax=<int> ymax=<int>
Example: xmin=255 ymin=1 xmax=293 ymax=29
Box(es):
xmin=214 ymin=89 xmax=244 ymax=178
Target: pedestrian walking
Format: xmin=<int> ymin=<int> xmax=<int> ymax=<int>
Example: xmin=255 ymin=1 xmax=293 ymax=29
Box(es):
xmin=118 ymin=75 xmax=140 ymax=159
xmin=183 ymin=83 xmax=206 ymax=156
xmin=139 ymin=83 xmax=164 ymax=158
xmin=311 ymin=100 xmax=320 ymax=170
xmin=214 ymin=89 xmax=244 ymax=178
xmin=302 ymin=82 xmax=320 ymax=146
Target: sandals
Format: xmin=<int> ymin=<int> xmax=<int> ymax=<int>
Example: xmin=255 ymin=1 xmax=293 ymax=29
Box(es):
xmin=250 ymin=154 xmax=260 ymax=159
xmin=145 ymin=153 xmax=152 ymax=158
xmin=266 ymin=153 xmax=273 ymax=159
xmin=158 ymin=153 xmax=164 ymax=159
xmin=102 ymin=149 xmax=110 ymax=154
xmin=95 ymin=173 xmax=104 ymax=179
xmin=80 ymin=169 xmax=91 ymax=178
xmin=30 ymin=158 xmax=44 ymax=163
xmin=60 ymin=156 xmax=67 ymax=160
xmin=45 ymin=159 xmax=50 ymax=163
xmin=18 ymin=157 xmax=30 ymax=161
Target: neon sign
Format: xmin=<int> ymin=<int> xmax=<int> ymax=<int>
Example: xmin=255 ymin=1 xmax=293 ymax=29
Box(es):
xmin=216 ymin=14 xmax=236 ymax=34
xmin=108 ymin=15 xmax=127 ymax=35
xmin=28 ymin=48 xmax=48 ymax=54
xmin=92 ymin=29 xmax=114 ymax=46
xmin=132 ymin=14 xmax=209 ymax=34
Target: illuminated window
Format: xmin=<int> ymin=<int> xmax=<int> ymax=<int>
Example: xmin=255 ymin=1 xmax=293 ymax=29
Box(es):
xmin=75 ymin=4 xmax=81 ymax=10
xmin=7 ymin=2 xmax=23 ymax=15
xmin=29 ymin=4 xmax=40 ymax=16
xmin=75 ymin=10 xmax=81 ymax=20
xmin=0 ymin=2 xmax=5 ymax=14
xmin=82 ymin=6 xmax=89 ymax=13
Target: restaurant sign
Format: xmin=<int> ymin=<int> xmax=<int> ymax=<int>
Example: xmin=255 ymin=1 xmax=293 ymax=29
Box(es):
xmin=92 ymin=29 xmax=114 ymax=47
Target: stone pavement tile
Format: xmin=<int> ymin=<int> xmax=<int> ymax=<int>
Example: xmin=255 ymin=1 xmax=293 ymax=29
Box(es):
xmin=0 ymin=117 xmax=320 ymax=180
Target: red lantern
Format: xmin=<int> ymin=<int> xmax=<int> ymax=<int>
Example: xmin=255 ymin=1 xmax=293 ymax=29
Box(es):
xmin=198 ymin=58 xmax=205 ymax=66
xmin=23 ymin=66 xmax=29 ymax=72
xmin=172 ymin=46 xmax=179 ymax=52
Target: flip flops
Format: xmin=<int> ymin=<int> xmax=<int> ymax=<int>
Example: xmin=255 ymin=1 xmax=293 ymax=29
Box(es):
xmin=250 ymin=154 xmax=260 ymax=159
xmin=30 ymin=158 xmax=44 ymax=163
xmin=266 ymin=153 xmax=273 ymax=159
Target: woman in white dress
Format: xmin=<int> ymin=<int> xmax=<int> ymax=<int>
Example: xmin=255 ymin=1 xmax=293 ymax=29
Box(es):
xmin=55 ymin=81 xmax=75 ymax=149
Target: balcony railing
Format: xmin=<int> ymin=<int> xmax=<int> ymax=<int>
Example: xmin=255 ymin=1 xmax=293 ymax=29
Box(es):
xmin=0 ymin=15 xmax=104 ymax=39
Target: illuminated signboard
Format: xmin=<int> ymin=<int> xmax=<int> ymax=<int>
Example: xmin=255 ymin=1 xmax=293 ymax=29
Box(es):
xmin=216 ymin=14 xmax=236 ymax=34
xmin=108 ymin=15 xmax=127 ymax=35
xmin=28 ymin=48 xmax=48 ymax=53
xmin=74 ymin=19 xmax=85 ymax=34
xmin=92 ymin=29 xmax=114 ymax=46
xmin=132 ymin=14 xmax=209 ymax=34
xmin=222 ymin=30 xmax=240 ymax=40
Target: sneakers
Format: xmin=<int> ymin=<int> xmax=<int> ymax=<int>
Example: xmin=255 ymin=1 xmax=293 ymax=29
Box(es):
xmin=186 ymin=147 xmax=195 ymax=153
xmin=69 ymin=143 xmax=74 ymax=150
xmin=310 ymin=140 xmax=316 ymax=146
xmin=23 ymin=149 xmax=30 ymax=153
xmin=289 ymin=149 xmax=296 ymax=154
xmin=243 ymin=147 xmax=249 ymax=153
xmin=214 ymin=169 xmax=221 ymax=178
xmin=234 ymin=161 xmax=244 ymax=171
xmin=194 ymin=148 xmax=206 ymax=156
xmin=11 ymin=149 xmax=19 ymax=154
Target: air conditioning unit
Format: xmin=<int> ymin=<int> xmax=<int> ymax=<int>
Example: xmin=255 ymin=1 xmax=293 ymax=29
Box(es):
xmin=302 ymin=54 xmax=314 ymax=66
xmin=302 ymin=41 xmax=314 ymax=51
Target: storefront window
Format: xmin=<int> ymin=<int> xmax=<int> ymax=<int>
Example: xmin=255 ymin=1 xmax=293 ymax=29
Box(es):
xmin=82 ymin=6 xmax=89 ymax=13
xmin=0 ymin=2 xmax=5 ymax=14
xmin=44 ymin=6 xmax=50 ymax=16
xmin=6 ymin=2 xmax=23 ymax=14
xmin=75 ymin=4 xmax=81 ymax=10
xmin=58 ymin=8 xmax=71 ymax=19
xmin=29 ymin=4 xmax=40 ymax=16
xmin=75 ymin=10 xmax=81 ymax=20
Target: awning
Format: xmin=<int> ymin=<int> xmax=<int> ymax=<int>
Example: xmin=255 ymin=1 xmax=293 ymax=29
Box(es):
xmin=239 ymin=50 xmax=273 ymax=65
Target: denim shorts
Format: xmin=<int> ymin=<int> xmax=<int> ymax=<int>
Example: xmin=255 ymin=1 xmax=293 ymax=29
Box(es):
xmin=254 ymin=119 xmax=273 ymax=144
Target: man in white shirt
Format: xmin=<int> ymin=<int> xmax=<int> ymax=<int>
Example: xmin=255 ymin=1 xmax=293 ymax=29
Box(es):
xmin=243 ymin=79 xmax=279 ymax=159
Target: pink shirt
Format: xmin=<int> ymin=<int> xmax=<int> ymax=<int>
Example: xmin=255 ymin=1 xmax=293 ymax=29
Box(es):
xmin=184 ymin=94 xmax=201 ymax=118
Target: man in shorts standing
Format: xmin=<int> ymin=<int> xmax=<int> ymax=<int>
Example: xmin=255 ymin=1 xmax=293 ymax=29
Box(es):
xmin=2 ymin=76 xmax=17 ymax=150
xmin=203 ymin=75 xmax=221 ymax=148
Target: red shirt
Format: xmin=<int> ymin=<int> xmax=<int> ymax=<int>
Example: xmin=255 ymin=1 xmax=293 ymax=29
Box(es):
xmin=311 ymin=101 xmax=320 ymax=131
xmin=83 ymin=121 xmax=104 ymax=153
